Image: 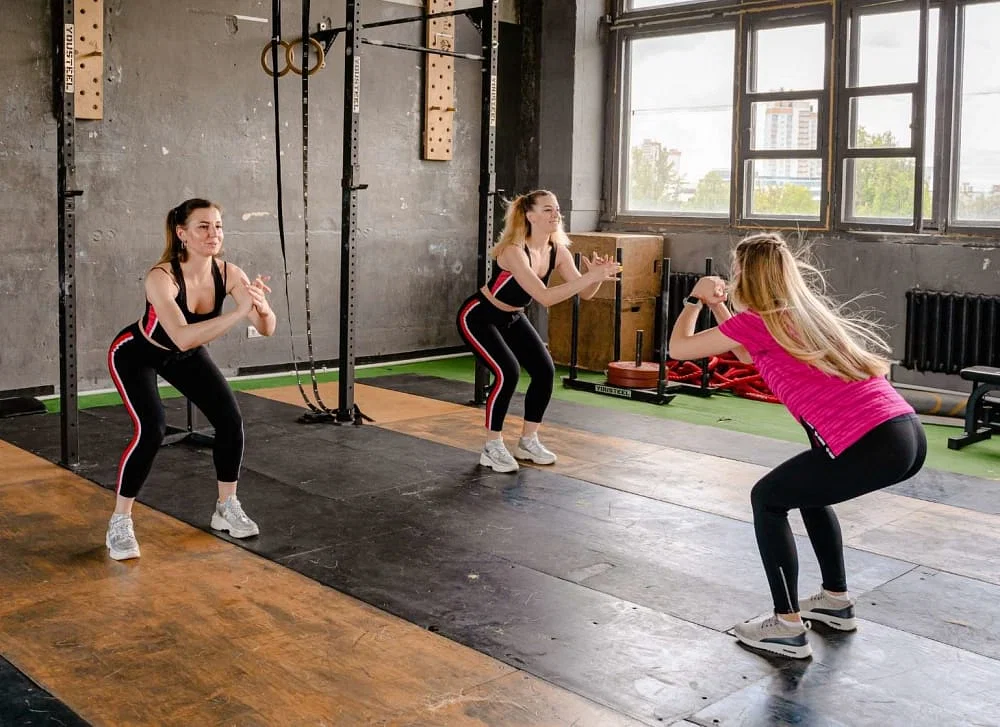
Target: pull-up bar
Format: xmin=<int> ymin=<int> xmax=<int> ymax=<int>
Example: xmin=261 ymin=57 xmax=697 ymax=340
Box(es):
xmin=361 ymin=37 xmax=483 ymax=60
xmin=311 ymin=7 xmax=485 ymax=61
xmin=318 ymin=6 xmax=480 ymax=34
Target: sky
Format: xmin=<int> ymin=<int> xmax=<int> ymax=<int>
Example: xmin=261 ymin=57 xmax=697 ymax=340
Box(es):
xmin=627 ymin=2 xmax=1000 ymax=193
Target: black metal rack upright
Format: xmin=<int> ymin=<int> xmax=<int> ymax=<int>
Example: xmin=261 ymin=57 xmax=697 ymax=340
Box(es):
xmin=54 ymin=0 xmax=82 ymax=467
xmin=474 ymin=0 xmax=499 ymax=406
xmin=337 ymin=0 xmax=363 ymax=422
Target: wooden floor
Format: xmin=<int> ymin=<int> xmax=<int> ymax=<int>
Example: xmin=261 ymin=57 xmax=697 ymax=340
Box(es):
xmin=0 ymin=443 xmax=637 ymax=726
xmin=1 ymin=379 xmax=999 ymax=726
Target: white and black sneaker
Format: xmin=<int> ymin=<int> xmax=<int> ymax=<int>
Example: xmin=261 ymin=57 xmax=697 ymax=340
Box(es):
xmin=734 ymin=614 xmax=812 ymax=659
xmin=106 ymin=513 xmax=141 ymax=561
xmin=211 ymin=495 xmax=260 ymax=538
xmin=514 ymin=434 xmax=557 ymax=465
xmin=480 ymin=439 xmax=519 ymax=473
xmin=800 ymin=590 xmax=857 ymax=631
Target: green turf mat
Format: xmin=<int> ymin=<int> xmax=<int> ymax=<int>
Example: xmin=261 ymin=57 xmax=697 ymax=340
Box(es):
xmin=42 ymin=354 xmax=998 ymax=480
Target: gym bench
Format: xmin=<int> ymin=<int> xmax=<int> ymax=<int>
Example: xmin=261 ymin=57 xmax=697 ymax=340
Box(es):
xmin=948 ymin=366 xmax=1000 ymax=450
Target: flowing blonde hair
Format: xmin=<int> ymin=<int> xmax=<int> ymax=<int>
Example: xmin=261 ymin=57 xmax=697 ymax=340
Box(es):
xmin=729 ymin=232 xmax=891 ymax=381
xmin=158 ymin=198 xmax=223 ymax=264
xmin=491 ymin=190 xmax=571 ymax=260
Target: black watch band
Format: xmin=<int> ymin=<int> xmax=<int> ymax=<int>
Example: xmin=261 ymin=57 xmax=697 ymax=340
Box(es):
xmin=684 ymin=295 xmax=702 ymax=307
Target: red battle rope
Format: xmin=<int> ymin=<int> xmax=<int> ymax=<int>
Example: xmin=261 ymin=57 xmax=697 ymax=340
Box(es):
xmin=666 ymin=352 xmax=780 ymax=404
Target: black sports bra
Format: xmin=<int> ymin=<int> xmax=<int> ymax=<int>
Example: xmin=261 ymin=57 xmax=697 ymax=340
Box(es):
xmin=141 ymin=258 xmax=228 ymax=351
xmin=485 ymin=243 xmax=557 ymax=308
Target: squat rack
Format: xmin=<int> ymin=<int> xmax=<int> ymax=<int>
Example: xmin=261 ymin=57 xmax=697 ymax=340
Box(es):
xmin=311 ymin=0 xmax=500 ymax=421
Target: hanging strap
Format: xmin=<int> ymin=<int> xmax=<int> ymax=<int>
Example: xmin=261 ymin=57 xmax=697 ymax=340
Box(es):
xmin=270 ymin=0 xmax=330 ymax=417
xmin=298 ymin=0 xmax=338 ymax=416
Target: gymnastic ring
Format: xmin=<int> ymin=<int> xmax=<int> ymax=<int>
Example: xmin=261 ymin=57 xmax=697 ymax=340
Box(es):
xmin=260 ymin=39 xmax=292 ymax=78
xmin=286 ymin=37 xmax=325 ymax=76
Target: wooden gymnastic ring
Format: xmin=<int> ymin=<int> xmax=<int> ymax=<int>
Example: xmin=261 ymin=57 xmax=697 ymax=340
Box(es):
xmin=261 ymin=39 xmax=292 ymax=78
xmin=286 ymin=37 xmax=326 ymax=76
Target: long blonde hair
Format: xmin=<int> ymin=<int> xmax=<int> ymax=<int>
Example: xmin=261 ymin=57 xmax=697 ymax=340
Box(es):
xmin=730 ymin=232 xmax=891 ymax=381
xmin=158 ymin=198 xmax=222 ymax=264
xmin=491 ymin=190 xmax=571 ymax=260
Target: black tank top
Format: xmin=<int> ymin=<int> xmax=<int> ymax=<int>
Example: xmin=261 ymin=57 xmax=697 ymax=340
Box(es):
xmin=141 ymin=258 xmax=228 ymax=351
xmin=486 ymin=243 xmax=557 ymax=308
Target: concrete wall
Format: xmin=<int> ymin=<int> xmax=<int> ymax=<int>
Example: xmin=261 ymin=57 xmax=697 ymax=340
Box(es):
xmin=1 ymin=0 xmax=498 ymax=393
xmin=537 ymin=0 xmax=605 ymax=232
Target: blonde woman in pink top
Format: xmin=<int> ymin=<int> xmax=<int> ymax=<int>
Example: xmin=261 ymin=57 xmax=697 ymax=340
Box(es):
xmin=669 ymin=232 xmax=925 ymax=659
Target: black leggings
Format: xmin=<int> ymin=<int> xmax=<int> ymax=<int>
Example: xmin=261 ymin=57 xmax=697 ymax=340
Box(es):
xmin=456 ymin=293 xmax=555 ymax=432
xmin=751 ymin=413 xmax=926 ymax=614
xmin=107 ymin=322 xmax=244 ymax=499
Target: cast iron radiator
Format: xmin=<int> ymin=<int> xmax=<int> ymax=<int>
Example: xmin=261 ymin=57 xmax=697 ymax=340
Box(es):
xmin=902 ymin=289 xmax=1000 ymax=373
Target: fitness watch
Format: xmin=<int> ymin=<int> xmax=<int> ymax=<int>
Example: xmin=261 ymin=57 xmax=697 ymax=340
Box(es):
xmin=684 ymin=295 xmax=702 ymax=307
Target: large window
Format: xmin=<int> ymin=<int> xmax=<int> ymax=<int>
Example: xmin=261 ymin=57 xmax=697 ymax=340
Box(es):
xmin=608 ymin=0 xmax=1000 ymax=234
xmin=624 ymin=29 xmax=735 ymax=216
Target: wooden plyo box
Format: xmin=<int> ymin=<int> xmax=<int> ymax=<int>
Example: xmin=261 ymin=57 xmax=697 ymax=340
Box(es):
xmin=548 ymin=232 xmax=665 ymax=372
xmin=550 ymin=232 xmax=666 ymax=300
xmin=549 ymin=296 xmax=658 ymax=372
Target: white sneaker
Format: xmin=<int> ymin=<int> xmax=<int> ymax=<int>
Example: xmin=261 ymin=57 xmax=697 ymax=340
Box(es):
xmin=211 ymin=495 xmax=260 ymax=538
xmin=800 ymin=590 xmax=857 ymax=631
xmin=480 ymin=439 xmax=519 ymax=473
xmin=733 ymin=613 xmax=812 ymax=659
xmin=514 ymin=434 xmax=557 ymax=465
xmin=106 ymin=514 xmax=141 ymax=561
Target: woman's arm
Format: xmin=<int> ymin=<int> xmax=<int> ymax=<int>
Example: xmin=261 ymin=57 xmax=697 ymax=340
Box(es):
xmin=228 ymin=264 xmax=277 ymax=336
xmin=706 ymin=301 xmax=752 ymax=363
xmin=145 ymin=266 xmax=254 ymax=351
xmin=499 ymin=245 xmax=618 ymax=308
xmin=552 ymin=246 xmax=605 ymax=301
xmin=668 ymin=277 xmax=743 ymax=361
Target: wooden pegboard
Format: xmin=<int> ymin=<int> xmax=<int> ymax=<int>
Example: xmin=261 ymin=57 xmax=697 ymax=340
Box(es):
xmin=423 ymin=0 xmax=455 ymax=160
xmin=74 ymin=0 xmax=103 ymax=119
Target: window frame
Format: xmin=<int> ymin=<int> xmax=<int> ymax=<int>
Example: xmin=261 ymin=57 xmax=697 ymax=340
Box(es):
xmin=604 ymin=18 xmax=740 ymax=225
xmin=834 ymin=0 xmax=933 ymax=233
xmin=735 ymin=7 xmax=834 ymax=230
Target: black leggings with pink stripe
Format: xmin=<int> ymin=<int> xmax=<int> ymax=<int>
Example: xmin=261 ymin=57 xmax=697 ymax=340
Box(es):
xmin=107 ymin=322 xmax=244 ymax=498
xmin=456 ymin=293 xmax=555 ymax=432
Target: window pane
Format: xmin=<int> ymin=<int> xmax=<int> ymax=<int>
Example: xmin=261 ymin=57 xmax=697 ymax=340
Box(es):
xmin=628 ymin=0 xmax=700 ymax=9
xmin=747 ymin=160 xmax=821 ymax=219
xmin=850 ymin=95 xmax=912 ymax=149
xmin=626 ymin=30 xmax=735 ymax=215
xmin=852 ymin=10 xmax=919 ymax=87
xmin=845 ymin=158 xmax=924 ymax=222
xmin=955 ymin=1 xmax=1000 ymax=224
xmin=752 ymin=23 xmax=825 ymax=93
xmin=751 ymin=99 xmax=819 ymax=151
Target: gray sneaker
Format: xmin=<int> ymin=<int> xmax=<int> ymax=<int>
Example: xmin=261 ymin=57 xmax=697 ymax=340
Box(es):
xmin=480 ymin=439 xmax=519 ymax=473
xmin=106 ymin=514 xmax=140 ymax=561
xmin=514 ymin=434 xmax=557 ymax=465
xmin=211 ymin=495 xmax=260 ymax=538
xmin=734 ymin=614 xmax=812 ymax=659
xmin=800 ymin=590 xmax=857 ymax=631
